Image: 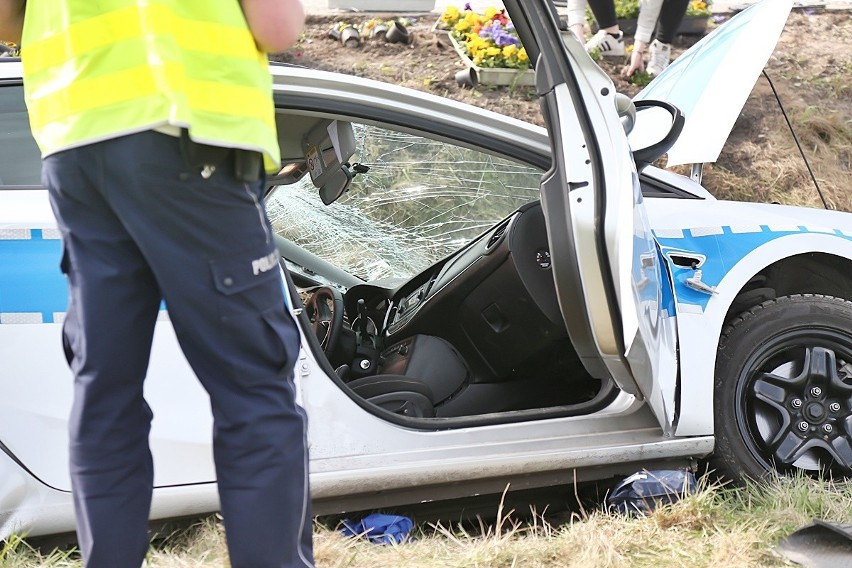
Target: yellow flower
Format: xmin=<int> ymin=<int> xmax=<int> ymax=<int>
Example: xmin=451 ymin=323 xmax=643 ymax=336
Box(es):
xmin=484 ymin=7 xmax=500 ymax=19
xmin=440 ymin=6 xmax=460 ymax=25
xmin=467 ymin=35 xmax=488 ymax=50
xmin=485 ymin=46 xmax=501 ymax=57
xmin=686 ymin=0 xmax=711 ymax=15
xmin=454 ymin=19 xmax=471 ymax=32
xmin=502 ymin=44 xmax=518 ymax=58
xmin=518 ymin=48 xmax=528 ymax=62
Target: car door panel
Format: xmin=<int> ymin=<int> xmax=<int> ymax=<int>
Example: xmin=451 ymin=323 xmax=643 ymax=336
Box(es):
xmin=504 ymin=0 xmax=678 ymax=431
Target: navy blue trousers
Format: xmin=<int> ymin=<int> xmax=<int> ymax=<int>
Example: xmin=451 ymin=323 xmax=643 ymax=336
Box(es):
xmin=44 ymin=131 xmax=314 ymax=568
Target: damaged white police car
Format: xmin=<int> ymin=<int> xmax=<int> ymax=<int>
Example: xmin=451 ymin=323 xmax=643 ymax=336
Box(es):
xmin=2 ymin=0 xmax=852 ymax=539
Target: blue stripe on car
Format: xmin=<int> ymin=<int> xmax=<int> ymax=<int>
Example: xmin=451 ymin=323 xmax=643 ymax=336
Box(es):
xmin=654 ymin=225 xmax=852 ymax=311
xmin=0 ymin=230 xmax=66 ymax=323
xmin=1 ymin=232 xmax=292 ymax=323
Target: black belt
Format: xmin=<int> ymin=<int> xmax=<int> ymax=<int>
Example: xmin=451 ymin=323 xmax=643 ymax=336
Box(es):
xmin=179 ymin=129 xmax=262 ymax=182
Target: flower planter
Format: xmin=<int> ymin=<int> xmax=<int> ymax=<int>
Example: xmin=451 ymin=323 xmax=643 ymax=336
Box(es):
xmin=448 ymin=33 xmax=535 ymax=87
xmin=432 ymin=18 xmax=450 ymax=37
xmin=677 ymin=15 xmax=709 ymax=35
xmin=327 ymin=0 xmax=435 ymax=11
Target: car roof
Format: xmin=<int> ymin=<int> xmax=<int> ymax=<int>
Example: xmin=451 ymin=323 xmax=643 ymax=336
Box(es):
xmin=0 ymin=59 xmax=22 ymax=80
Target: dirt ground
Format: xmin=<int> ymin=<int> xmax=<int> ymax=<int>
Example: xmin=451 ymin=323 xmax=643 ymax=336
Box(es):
xmin=273 ymin=10 xmax=852 ymax=211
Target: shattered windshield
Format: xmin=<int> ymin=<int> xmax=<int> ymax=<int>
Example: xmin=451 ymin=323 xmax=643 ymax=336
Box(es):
xmin=266 ymin=123 xmax=543 ymax=284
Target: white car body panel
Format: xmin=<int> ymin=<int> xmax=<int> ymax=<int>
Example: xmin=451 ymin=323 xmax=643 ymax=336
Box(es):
xmin=1 ymin=322 xmax=215 ymax=492
xmin=646 ymin=198 xmax=852 ymax=435
xmin=1 ymin=192 xmax=713 ymax=539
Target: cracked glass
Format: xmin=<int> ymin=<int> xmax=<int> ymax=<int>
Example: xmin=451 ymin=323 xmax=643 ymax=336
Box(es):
xmin=266 ymin=122 xmax=543 ymax=287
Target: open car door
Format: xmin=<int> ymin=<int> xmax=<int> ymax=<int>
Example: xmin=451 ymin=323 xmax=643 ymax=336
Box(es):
xmin=501 ymin=1 xmax=679 ymax=433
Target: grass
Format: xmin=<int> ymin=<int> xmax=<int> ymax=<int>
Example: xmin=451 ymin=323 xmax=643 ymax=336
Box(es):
xmin=4 ymin=475 xmax=851 ymax=567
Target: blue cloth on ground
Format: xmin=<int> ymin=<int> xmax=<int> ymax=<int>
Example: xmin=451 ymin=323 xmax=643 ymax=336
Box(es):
xmin=340 ymin=513 xmax=414 ymax=544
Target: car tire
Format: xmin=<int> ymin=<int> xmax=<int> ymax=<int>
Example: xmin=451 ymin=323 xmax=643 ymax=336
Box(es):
xmin=712 ymin=294 xmax=852 ymax=483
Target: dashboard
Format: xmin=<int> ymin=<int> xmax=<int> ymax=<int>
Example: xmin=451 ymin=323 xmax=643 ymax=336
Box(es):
xmin=346 ymin=201 xmax=568 ymax=383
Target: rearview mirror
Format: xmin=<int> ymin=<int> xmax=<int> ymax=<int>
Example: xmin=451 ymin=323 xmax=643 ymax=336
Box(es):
xmin=319 ymin=166 xmax=353 ymax=206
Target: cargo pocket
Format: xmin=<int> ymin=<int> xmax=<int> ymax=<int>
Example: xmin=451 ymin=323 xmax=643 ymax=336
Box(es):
xmin=208 ymin=244 xmax=300 ymax=382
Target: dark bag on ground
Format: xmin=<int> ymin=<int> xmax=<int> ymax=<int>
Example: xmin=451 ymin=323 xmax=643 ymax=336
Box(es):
xmin=606 ymin=469 xmax=697 ymax=516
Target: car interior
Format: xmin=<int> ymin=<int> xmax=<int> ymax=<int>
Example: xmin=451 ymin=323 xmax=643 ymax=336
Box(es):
xmin=267 ymin=111 xmax=620 ymax=427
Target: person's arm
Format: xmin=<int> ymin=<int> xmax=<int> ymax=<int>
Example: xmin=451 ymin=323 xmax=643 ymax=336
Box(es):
xmin=565 ymin=0 xmax=588 ymax=41
xmin=635 ymin=0 xmax=664 ymax=44
xmin=240 ymin=0 xmax=305 ymax=54
xmin=0 ymin=0 xmax=25 ymax=45
xmin=623 ymin=0 xmax=663 ymax=77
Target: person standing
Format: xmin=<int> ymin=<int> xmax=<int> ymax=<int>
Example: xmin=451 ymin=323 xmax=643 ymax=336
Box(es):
xmin=567 ymin=0 xmax=690 ymax=77
xmin=623 ymin=0 xmax=690 ymax=77
xmin=0 ymin=1 xmax=314 ymax=567
xmin=567 ymin=0 xmax=627 ymax=57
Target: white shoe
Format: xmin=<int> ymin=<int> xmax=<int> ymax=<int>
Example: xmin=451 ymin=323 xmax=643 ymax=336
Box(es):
xmin=647 ymin=39 xmax=672 ymax=76
xmin=584 ymin=29 xmax=625 ymax=57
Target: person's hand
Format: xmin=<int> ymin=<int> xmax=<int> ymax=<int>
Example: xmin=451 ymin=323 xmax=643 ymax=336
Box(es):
xmin=241 ymin=0 xmax=305 ymax=53
xmin=622 ymin=40 xmax=648 ymax=78
xmin=0 ymin=0 xmax=26 ymax=45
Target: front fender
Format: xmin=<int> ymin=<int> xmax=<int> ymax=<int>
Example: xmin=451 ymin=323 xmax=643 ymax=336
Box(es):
xmin=653 ymin=228 xmax=852 ymax=436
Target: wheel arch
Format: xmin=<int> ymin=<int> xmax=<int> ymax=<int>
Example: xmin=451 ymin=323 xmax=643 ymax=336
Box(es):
xmin=723 ymin=251 xmax=852 ymax=325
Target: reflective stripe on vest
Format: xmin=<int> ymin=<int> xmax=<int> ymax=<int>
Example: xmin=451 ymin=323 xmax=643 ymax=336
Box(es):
xmin=21 ymin=1 xmax=280 ymax=169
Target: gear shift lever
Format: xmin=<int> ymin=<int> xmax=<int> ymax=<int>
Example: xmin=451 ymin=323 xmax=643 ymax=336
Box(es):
xmin=356 ymin=298 xmax=368 ymax=336
xmin=352 ymin=298 xmax=379 ymax=377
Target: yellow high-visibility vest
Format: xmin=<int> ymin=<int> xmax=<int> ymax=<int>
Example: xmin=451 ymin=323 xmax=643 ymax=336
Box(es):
xmin=21 ymin=1 xmax=280 ymax=170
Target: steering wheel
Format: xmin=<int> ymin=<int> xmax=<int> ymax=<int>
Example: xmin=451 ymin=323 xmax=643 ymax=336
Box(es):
xmin=304 ymin=286 xmax=344 ymax=356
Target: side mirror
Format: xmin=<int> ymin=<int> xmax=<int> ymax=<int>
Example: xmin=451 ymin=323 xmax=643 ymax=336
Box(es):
xmin=614 ymin=93 xmax=636 ymax=135
xmin=318 ymin=166 xmax=353 ymax=206
xmin=626 ymin=99 xmax=685 ymax=172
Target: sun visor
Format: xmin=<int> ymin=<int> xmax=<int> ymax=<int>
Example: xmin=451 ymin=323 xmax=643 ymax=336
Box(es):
xmin=302 ymin=120 xmax=356 ymax=189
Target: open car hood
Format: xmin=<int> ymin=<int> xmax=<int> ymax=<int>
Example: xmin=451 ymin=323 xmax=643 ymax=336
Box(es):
xmin=632 ymin=0 xmax=793 ymax=167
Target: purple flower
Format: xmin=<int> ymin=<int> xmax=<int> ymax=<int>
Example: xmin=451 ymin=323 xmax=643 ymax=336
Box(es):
xmin=480 ymin=21 xmax=520 ymax=47
xmin=494 ymin=31 xmax=520 ymax=47
xmin=464 ymin=2 xmax=471 ymax=10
